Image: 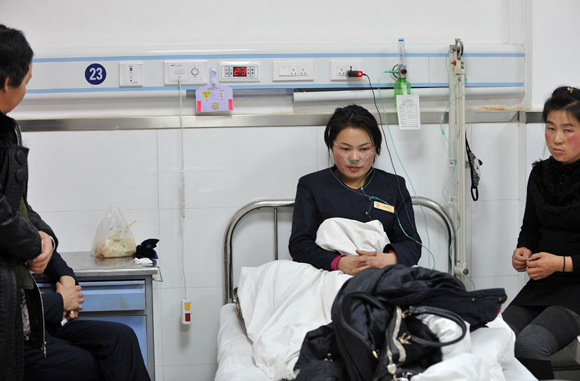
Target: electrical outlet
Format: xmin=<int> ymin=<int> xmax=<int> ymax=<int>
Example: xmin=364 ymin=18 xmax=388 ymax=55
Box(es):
xmin=330 ymin=60 xmax=362 ymax=80
xmin=272 ymin=61 xmax=314 ymax=81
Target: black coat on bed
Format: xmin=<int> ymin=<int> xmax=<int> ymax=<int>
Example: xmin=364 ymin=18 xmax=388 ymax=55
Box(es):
xmin=294 ymin=264 xmax=506 ymax=380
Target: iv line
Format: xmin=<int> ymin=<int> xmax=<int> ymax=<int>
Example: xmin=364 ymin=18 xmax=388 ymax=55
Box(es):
xmin=375 ymin=72 xmax=435 ymax=269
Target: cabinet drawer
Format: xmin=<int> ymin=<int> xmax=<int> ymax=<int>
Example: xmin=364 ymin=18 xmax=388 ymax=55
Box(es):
xmin=39 ymin=280 xmax=146 ymax=312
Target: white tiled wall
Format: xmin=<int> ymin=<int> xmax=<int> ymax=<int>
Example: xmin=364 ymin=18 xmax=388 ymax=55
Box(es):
xmin=22 ymin=120 xmax=529 ymax=380
xmin=467 ymin=123 xmax=522 ymax=307
xmin=526 ymin=123 xmax=551 ymax=165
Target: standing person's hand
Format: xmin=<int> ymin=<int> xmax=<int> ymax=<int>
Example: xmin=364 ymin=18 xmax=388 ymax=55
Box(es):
xmin=26 ymin=231 xmax=54 ymax=273
xmin=512 ymin=247 xmax=531 ymax=272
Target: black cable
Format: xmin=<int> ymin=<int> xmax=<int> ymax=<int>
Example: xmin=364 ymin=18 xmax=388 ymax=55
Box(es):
xmin=363 ymin=74 xmax=397 ymax=175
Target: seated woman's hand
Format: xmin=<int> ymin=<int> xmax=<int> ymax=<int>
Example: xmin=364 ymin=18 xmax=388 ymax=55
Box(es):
xmin=351 ymin=250 xmax=398 ymax=274
xmin=526 ymin=252 xmax=560 ymax=280
xmin=512 ymin=247 xmax=531 ymax=272
xmin=336 ymin=255 xmax=368 ymax=275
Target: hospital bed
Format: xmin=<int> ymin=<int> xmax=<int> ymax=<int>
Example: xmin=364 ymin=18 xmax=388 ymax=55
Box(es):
xmin=215 ymin=198 xmax=536 ymax=381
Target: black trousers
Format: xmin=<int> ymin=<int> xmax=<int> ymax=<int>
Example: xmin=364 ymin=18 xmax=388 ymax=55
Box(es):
xmin=503 ymin=305 xmax=580 ymax=380
xmin=24 ymin=319 xmax=150 ymax=381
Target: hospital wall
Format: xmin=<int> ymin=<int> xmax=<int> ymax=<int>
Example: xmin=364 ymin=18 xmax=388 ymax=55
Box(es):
xmin=3 ymin=0 xmax=580 ymax=379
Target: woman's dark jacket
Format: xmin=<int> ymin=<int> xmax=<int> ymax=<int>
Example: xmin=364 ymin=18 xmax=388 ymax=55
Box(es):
xmin=0 ymin=111 xmax=59 ymax=380
xmin=289 ymin=167 xmax=422 ymax=270
xmin=510 ymin=157 xmax=580 ymax=314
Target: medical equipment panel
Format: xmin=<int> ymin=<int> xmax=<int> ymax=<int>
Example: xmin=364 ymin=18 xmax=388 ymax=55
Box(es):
xmin=219 ymin=61 xmax=260 ymax=82
xmin=26 ymin=43 xmax=525 ymax=100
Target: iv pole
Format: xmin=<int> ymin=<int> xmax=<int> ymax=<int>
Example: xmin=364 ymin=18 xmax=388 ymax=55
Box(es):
xmin=448 ymin=38 xmax=469 ymax=278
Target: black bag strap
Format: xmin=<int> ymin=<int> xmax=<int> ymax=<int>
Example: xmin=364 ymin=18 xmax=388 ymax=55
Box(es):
xmin=337 ymin=292 xmax=387 ymax=355
xmin=337 ymin=293 xmax=467 ymax=350
xmin=406 ymin=305 xmax=467 ymax=347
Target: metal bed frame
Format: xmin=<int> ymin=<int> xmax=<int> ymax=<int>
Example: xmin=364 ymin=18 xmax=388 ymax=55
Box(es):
xmin=223 ymin=196 xmax=455 ymax=304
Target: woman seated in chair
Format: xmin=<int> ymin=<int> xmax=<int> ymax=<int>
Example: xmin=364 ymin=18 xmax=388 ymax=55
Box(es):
xmin=503 ymin=86 xmax=580 ymax=380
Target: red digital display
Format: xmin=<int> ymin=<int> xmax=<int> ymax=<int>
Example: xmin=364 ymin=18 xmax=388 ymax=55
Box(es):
xmin=233 ymin=66 xmax=247 ymax=77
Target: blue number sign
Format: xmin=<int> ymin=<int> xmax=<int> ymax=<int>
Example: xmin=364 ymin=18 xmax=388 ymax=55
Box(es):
xmin=85 ymin=63 xmax=107 ymax=85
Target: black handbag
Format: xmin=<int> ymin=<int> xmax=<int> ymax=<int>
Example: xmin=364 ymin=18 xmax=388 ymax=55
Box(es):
xmin=335 ymin=291 xmax=467 ymax=381
xmin=295 ymin=265 xmax=505 ymax=381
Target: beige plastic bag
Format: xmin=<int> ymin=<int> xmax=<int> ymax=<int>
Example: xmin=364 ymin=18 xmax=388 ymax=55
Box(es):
xmin=92 ymin=206 xmax=136 ymax=258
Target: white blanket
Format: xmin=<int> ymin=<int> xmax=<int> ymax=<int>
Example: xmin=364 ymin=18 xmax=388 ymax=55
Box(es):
xmin=239 ymin=260 xmax=351 ymax=380
xmin=315 ymin=217 xmax=390 ymax=256
xmin=238 ymin=260 xmax=536 ymax=381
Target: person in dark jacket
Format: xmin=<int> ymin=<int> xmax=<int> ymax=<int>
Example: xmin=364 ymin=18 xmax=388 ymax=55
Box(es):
xmin=289 ymin=104 xmax=421 ymax=275
xmin=24 ymin=251 xmax=151 ymax=381
xmin=0 ymin=23 xmax=55 ymax=380
xmin=0 ymin=24 xmax=150 ymax=381
xmin=503 ymin=86 xmax=580 ymax=380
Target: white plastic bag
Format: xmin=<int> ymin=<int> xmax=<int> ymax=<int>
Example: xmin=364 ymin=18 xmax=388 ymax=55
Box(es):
xmin=92 ymin=206 xmax=136 ymax=258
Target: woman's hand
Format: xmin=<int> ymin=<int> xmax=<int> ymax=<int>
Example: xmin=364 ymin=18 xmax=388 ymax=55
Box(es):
xmin=57 ymin=278 xmax=84 ymax=320
xmin=336 ymin=255 xmax=368 ymax=275
xmin=26 ymin=231 xmax=54 ymax=273
xmin=351 ymin=250 xmax=398 ymax=274
xmin=526 ymin=252 xmax=560 ymax=280
xmin=512 ymin=247 xmax=531 ymax=272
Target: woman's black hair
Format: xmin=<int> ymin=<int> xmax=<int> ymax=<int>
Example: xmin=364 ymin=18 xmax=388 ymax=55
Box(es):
xmin=542 ymin=86 xmax=580 ymax=123
xmin=323 ymin=104 xmax=382 ymax=155
xmin=0 ymin=24 xmax=34 ymax=90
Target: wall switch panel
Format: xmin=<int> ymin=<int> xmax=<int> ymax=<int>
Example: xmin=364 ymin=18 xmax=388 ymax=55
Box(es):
xmin=164 ymin=60 xmax=207 ymax=85
xmin=119 ymin=62 xmax=144 ymax=87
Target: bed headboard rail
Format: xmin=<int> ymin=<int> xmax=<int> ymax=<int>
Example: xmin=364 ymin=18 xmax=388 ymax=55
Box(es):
xmin=223 ymin=200 xmax=295 ymax=304
xmin=223 ymin=197 xmax=455 ymax=304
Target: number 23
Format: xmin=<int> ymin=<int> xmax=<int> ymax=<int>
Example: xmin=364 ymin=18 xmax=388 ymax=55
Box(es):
xmin=89 ymin=67 xmax=103 ymax=81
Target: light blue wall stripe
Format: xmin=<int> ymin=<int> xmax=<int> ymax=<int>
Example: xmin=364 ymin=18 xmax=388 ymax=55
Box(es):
xmin=27 ymin=82 xmax=524 ymax=94
xmin=33 ymin=52 xmax=524 ymax=63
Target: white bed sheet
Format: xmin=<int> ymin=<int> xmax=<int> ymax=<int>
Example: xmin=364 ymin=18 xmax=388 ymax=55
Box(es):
xmin=216 ymin=303 xmax=270 ymax=381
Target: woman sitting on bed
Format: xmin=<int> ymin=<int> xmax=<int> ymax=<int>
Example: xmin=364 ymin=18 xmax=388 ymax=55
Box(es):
xmin=289 ymin=104 xmax=421 ymax=275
